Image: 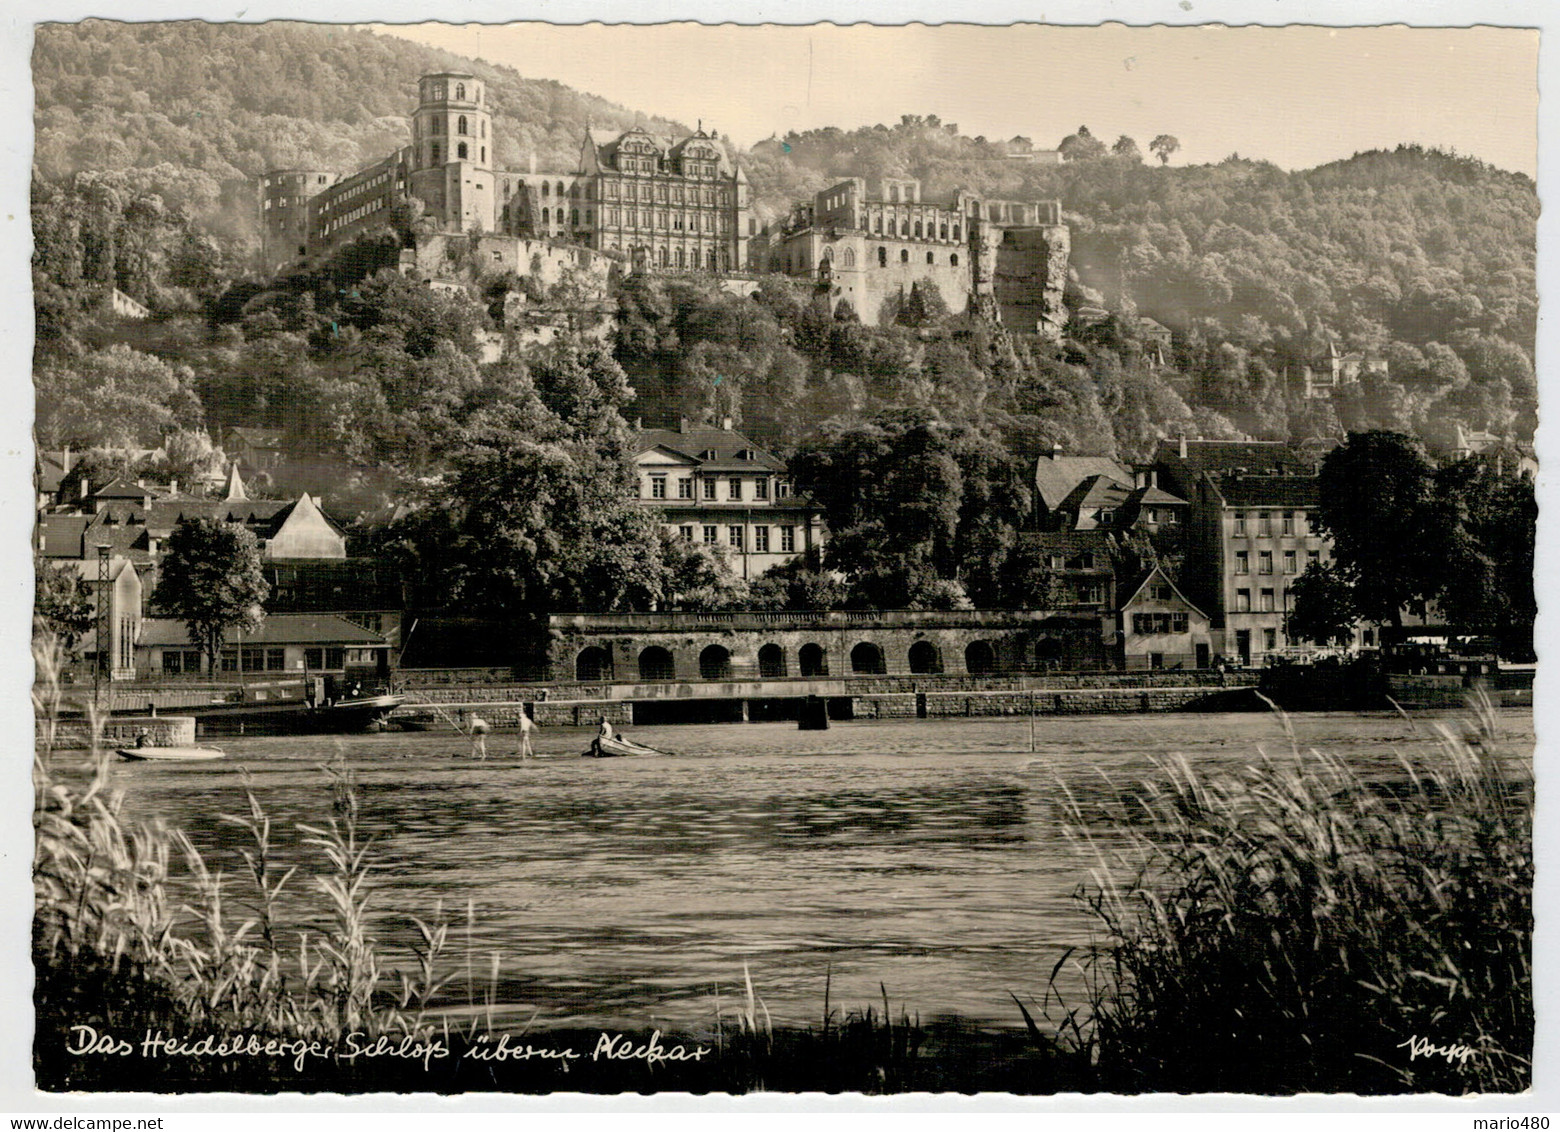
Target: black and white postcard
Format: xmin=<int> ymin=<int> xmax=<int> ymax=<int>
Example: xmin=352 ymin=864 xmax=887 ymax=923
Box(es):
xmin=6 ymin=1 xmax=1551 ymax=1117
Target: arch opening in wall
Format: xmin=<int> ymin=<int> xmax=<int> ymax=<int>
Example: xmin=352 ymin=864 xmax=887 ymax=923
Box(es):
xmin=455 ymin=83 xmax=466 ymax=100
xmin=908 ymin=641 xmax=943 ymax=675
xmin=639 ymin=646 xmax=676 ymax=681
xmin=700 ymin=644 xmax=733 ymax=680
xmin=900 ymin=249 xmax=910 ymax=264
xmin=758 ymin=643 xmax=787 ymax=678
xmin=1034 ymin=636 xmax=1063 ymax=671
xmin=950 ymin=253 xmax=959 ymax=267
xmin=575 ymin=645 xmax=614 ymax=682
xmin=842 ymin=247 xmax=856 ymax=267
xmin=850 ymin=642 xmax=887 ymax=675
xmin=458 ymin=142 xmax=469 ymax=160
xmin=458 ymin=115 xmax=468 ymax=135
xmin=926 ymin=251 xmax=934 ymax=265
xmin=877 ymin=246 xmax=887 ymax=268
xmin=965 ymin=640 xmax=996 ymax=675
xmin=799 ymin=643 xmax=829 ymax=677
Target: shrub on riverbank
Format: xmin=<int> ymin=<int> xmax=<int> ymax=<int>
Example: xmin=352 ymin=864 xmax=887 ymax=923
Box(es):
xmin=1056 ymin=697 xmax=1532 ymax=1094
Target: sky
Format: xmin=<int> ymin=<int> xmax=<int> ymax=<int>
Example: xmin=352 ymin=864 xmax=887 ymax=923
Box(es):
xmin=371 ymin=22 xmax=1539 ymax=175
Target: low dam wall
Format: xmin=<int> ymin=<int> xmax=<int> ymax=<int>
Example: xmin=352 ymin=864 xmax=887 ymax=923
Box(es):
xmin=50 ymin=715 xmax=198 ymax=749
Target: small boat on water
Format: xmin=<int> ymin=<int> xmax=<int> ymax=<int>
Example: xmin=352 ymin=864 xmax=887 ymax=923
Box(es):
xmin=583 ymin=734 xmax=668 ymax=758
xmin=117 ymin=745 xmax=226 ymax=762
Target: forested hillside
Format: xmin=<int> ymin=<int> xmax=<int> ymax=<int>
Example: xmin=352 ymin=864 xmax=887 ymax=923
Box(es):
xmin=31 ymin=20 xmax=1539 ymax=515
xmin=33 ymin=21 xmax=689 ymax=241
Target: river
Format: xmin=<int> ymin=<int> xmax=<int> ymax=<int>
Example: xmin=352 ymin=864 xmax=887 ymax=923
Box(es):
xmin=99 ymin=708 xmax=1531 ymax=1033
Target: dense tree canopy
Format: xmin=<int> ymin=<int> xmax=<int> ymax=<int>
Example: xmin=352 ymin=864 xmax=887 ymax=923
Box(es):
xmin=152 ymin=516 xmax=270 ymax=671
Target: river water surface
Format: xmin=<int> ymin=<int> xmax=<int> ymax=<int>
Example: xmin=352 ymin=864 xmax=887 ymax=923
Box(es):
xmin=102 ymin=709 xmax=1531 ymax=1033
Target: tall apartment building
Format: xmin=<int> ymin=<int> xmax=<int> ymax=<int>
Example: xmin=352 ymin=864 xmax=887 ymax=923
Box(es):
xmin=755 ymin=177 xmax=1070 ymax=337
xmin=1152 ymin=439 xmax=1346 ymax=666
xmin=260 ymin=73 xmax=750 ymax=275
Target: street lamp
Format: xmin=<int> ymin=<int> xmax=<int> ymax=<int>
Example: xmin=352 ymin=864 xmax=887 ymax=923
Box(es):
xmin=94 ymin=543 xmax=111 ymax=702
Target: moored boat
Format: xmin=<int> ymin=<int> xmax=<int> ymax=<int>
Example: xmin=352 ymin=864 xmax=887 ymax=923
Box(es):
xmin=583 ymin=734 xmax=667 ymax=758
xmin=117 ymin=745 xmax=226 ymax=762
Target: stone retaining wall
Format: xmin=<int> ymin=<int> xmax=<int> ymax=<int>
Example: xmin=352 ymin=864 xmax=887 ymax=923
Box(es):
xmin=853 ymin=687 xmax=1243 ymax=719
xmin=52 ymin=715 xmax=197 ymax=748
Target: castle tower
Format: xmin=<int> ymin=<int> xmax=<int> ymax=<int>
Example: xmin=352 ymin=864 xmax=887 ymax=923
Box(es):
xmin=408 ymin=72 xmax=497 ymax=233
xmin=259 ymin=168 xmax=334 ymax=270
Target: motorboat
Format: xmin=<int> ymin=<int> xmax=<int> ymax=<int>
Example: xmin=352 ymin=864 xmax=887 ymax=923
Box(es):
xmin=117 ymin=745 xmax=226 ymax=762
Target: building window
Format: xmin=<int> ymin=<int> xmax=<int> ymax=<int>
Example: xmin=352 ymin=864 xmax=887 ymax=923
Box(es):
xmin=777 ymin=481 xmax=791 ymax=499
xmin=1259 ymin=551 xmax=1274 ymax=574
xmin=1282 ymin=511 xmax=1294 ymax=536
xmin=1235 ymin=550 xmax=1249 ymax=575
xmin=729 ymin=525 xmax=744 ymax=550
xmin=679 ymin=525 xmax=695 ymax=541
xmin=754 ymin=478 xmax=769 ymax=501
xmin=1097 ymin=508 xmax=1115 ymax=526
xmin=702 ymin=525 xmax=718 ymax=546
xmin=900 ymin=249 xmax=910 ymax=263
xmin=1264 ymin=628 xmax=1278 ymax=651
xmin=780 ymin=526 xmax=796 ymax=553
xmin=1283 ymin=550 xmax=1297 ymax=574
xmin=1307 ymin=549 xmax=1320 ymax=571
xmin=458 ymin=115 xmax=468 ymax=135
xmin=1260 ymin=588 xmax=1276 ymax=613
xmin=677 ymin=478 xmax=693 ymax=500
xmin=1236 ymin=588 xmax=1251 ymax=612
xmin=703 ymin=478 xmax=717 ymax=500
xmin=950 ymin=253 xmax=958 ymax=266
xmin=728 ymin=478 xmax=743 ymax=501
xmin=1234 ymin=512 xmax=1247 ymax=536
xmin=650 ymin=476 xmax=667 ymax=500
xmin=457 ymin=142 xmax=468 ymax=159
xmin=754 ymin=526 xmax=770 ymax=553
xmin=1259 ymin=512 xmax=1273 ymax=537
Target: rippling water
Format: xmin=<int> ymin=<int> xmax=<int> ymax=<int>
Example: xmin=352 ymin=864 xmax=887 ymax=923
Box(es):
xmin=98 ymin=709 xmax=1531 ymax=1032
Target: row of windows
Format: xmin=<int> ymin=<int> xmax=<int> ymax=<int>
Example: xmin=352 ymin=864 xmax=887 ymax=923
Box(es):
xmin=647 ymin=476 xmax=790 ymax=501
xmin=425 ymin=141 xmax=486 ymax=164
xmin=867 ymin=214 xmax=961 ymax=241
xmin=321 ymin=196 xmax=390 ymax=235
xmin=605 ymin=180 xmax=728 ymax=206
xmin=1234 ymin=588 xmax=1285 ymax=614
xmin=424 ymin=82 xmax=479 ymax=102
xmin=620 ymin=246 xmax=731 ymax=271
xmin=416 ymin=114 xmax=486 ymax=138
xmin=1231 ymin=510 xmax=1308 ymax=537
xmin=614 ymin=156 xmax=720 ymax=179
xmin=1234 ymin=549 xmax=1321 ymax=575
xmin=264 ymin=173 xmax=330 ymax=190
xmin=1132 ymin=612 xmax=1191 ymax=635
xmin=318 ymin=169 xmax=396 ymax=216
xmin=678 ymin=524 xmax=797 ymax=553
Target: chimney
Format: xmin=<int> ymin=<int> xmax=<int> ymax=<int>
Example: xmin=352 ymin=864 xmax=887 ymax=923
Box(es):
xmin=168 ymin=478 xmax=178 ymax=496
xmin=1178 ymin=434 xmax=1187 ymax=459
xmin=678 ymin=417 xmax=689 ymax=434
xmin=79 ymin=475 xmax=89 ymax=502
xmin=61 ymin=445 xmax=71 ymax=474
xmin=1149 ymin=468 xmax=1158 ymax=488
xmin=1050 ymin=443 xmax=1062 ymax=459
xmin=635 ymin=417 xmax=643 ymax=430
xmin=721 ymin=416 xmax=733 ymax=431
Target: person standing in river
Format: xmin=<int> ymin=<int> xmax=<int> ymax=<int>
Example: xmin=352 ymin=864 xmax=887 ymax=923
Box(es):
xmin=516 ymin=709 xmax=536 ymax=759
xmin=467 ymin=713 xmax=490 ymax=758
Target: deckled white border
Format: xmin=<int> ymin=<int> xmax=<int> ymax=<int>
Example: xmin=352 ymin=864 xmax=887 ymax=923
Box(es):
xmin=0 ymin=1 xmax=1552 ymax=1119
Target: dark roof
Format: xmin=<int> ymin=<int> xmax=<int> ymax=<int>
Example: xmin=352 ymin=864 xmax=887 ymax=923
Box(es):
xmin=38 ymin=515 xmax=90 ymax=558
xmin=1033 ymin=455 xmax=1131 ymax=510
xmin=139 ymin=614 xmax=388 ymax=648
xmin=92 ymin=477 xmax=156 ymax=501
xmin=1127 ymin=484 xmax=1187 ymax=507
xmin=1119 ymin=565 xmax=1208 ymax=620
xmin=1019 ymin=529 xmax=1116 ymax=563
xmin=635 ymin=427 xmax=788 ymax=473
xmin=1153 ymin=440 xmax=1323 ymax=477
xmin=1215 ymin=477 xmax=1320 ymax=508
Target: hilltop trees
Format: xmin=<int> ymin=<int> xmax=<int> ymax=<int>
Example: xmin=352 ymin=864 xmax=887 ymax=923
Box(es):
xmin=1150 ymin=135 xmax=1181 ymax=165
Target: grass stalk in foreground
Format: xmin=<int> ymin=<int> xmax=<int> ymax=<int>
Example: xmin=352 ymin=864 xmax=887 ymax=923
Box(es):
xmin=1048 ymin=694 xmax=1532 ymax=1095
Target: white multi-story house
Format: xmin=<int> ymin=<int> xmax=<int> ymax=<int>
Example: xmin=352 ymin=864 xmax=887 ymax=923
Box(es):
xmin=633 ymin=420 xmax=825 ymax=579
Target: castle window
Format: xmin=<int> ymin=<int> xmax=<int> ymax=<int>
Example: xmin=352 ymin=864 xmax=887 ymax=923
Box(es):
xmin=431 ymin=142 xmax=442 ymax=164
xmin=950 ymin=253 xmax=959 ymax=266
xmin=542 ymin=208 xmax=549 ymax=224
xmin=481 ymin=147 xmax=486 ymax=163
xmin=900 ymin=249 xmax=909 ymax=263
xmin=458 ymin=142 xmax=468 ymax=159
xmin=940 ymin=224 xmax=947 ymax=239
xmin=660 ymin=248 xmax=669 ymax=267
xmin=953 ymin=224 xmax=961 ymax=240
xmin=458 ymin=115 xmax=468 ymax=135
xmin=677 ymin=248 xmax=686 ymax=268
xmin=707 ymin=249 xmax=717 ymax=270
xmin=586 ymin=210 xmax=592 ymax=225
xmin=572 ymin=209 xmax=580 ymax=226
xmin=455 ymin=83 xmax=465 ymax=100
xmin=875 ymin=215 xmax=883 ymax=234
xmin=878 ymin=246 xmax=887 ymax=267
xmin=927 ymin=251 xmax=935 ymax=264
xmin=843 ymin=247 xmax=856 ymax=267
xmin=541 ymin=182 xmax=550 ymax=197
xmin=914 ymin=221 xmax=923 ymax=237
xmin=557 ymin=182 xmax=565 ymax=197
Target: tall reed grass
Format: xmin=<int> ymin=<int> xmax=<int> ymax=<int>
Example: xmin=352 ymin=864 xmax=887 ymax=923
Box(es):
xmin=1050 ymin=694 xmax=1532 ymax=1094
